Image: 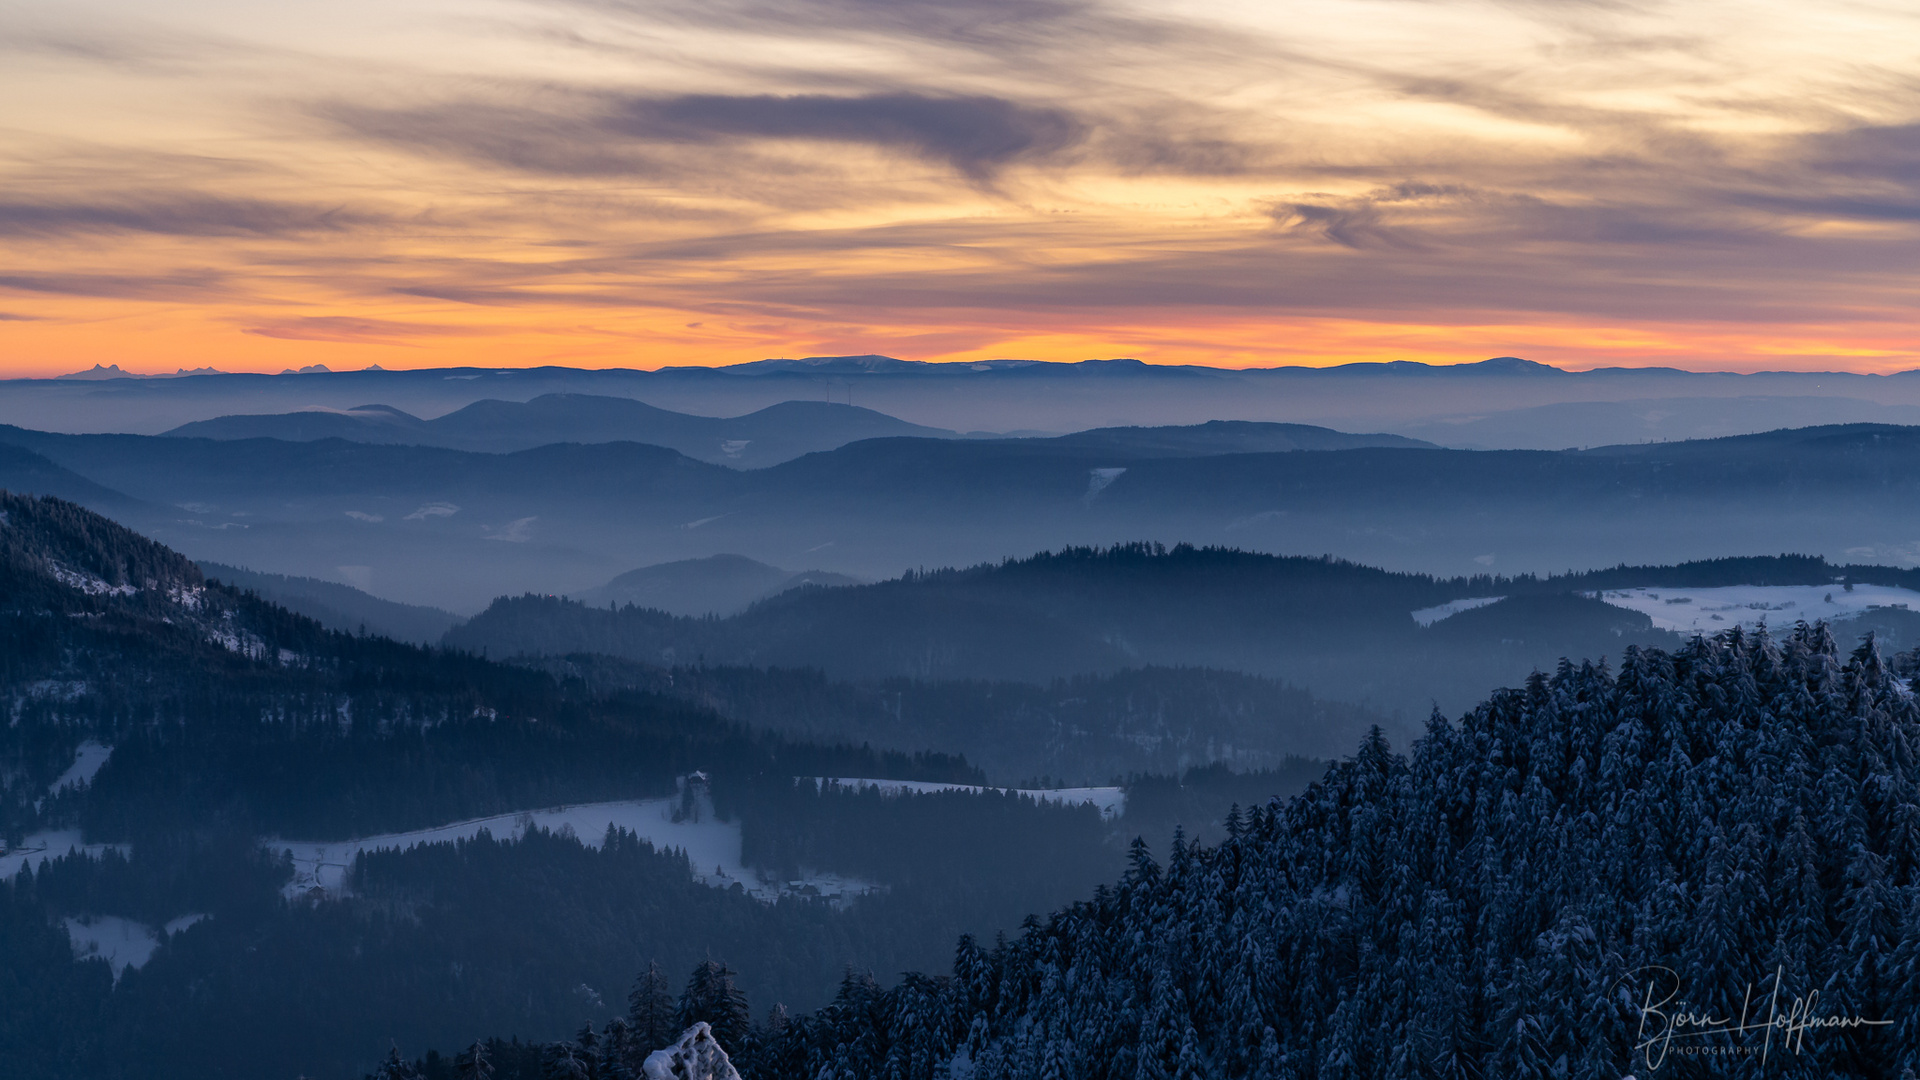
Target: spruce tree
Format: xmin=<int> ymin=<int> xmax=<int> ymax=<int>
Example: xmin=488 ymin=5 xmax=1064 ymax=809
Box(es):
xmin=678 ymin=959 xmax=753 ymax=1059
xmin=627 ymin=961 xmax=678 ymax=1050
xmin=455 ymin=1041 xmax=494 ymax=1080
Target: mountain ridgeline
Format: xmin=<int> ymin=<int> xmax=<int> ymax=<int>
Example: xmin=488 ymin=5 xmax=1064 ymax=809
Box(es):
xmin=21 ymin=355 xmax=1920 ymax=451
xmin=450 ymin=543 xmax=1920 ymax=722
xmin=575 ymin=554 xmax=862 ymax=618
xmin=165 ymin=396 xmax=961 ymax=468
xmin=14 ymin=415 xmax=1920 ymax=612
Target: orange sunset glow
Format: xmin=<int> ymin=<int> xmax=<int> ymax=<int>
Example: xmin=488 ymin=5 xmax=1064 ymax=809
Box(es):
xmin=3 ymin=0 xmax=1918 ymax=376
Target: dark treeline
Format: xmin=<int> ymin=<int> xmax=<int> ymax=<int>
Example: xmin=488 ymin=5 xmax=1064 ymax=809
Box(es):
xmin=1118 ymin=760 xmax=1330 ymax=848
xmin=728 ymin=783 xmax=1116 ymax=906
xmin=9 ymin=636 xmax=981 ymax=846
xmin=419 ymin=626 xmax=1920 ymax=1079
xmin=521 ymin=656 xmax=1381 ymax=782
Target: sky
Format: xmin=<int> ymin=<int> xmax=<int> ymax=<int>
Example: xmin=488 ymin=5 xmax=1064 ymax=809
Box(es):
xmin=1 ymin=0 xmax=1917 ymax=376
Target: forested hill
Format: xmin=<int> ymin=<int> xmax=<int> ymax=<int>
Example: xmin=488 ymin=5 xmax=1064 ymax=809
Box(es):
xmin=448 ymin=543 xmax=1555 ymax=680
xmin=0 ymin=491 xmax=978 ymax=845
xmin=520 ymin=658 xmax=1386 ymax=783
xmin=508 ymin=626 xmax=1913 ymax=1080
xmin=452 ymin=544 xmax=1920 ymax=717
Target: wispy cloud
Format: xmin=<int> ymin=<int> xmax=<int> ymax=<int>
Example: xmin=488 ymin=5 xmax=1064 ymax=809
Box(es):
xmin=0 ymin=270 xmax=229 ymax=301
xmin=326 ymin=90 xmax=1084 ymax=183
xmin=612 ymin=93 xmax=1085 ymax=181
xmin=0 ymin=196 xmax=377 ymax=238
xmin=243 ymin=316 xmax=487 ymax=344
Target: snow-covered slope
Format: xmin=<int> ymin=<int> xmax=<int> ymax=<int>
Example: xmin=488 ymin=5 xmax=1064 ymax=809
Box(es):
xmin=49 ymin=741 xmax=111 ymax=792
xmin=63 ymin=914 xmax=206 ymax=980
xmin=274 ymin=796 xmax=878 ymax=904
xmin=1592 ymin=584 xmax=1920 ymax=633
xmin=1409 ymin=596 xmax=1505 ymax=626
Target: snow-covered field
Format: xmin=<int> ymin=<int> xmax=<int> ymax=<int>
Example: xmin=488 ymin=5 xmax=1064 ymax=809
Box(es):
xmin=807 ymin=778 xmax=1128 ymax=821
xmin=0 ymin=829 xmax=129 ymax=879
xmin=273 ymin=797 xmax=878 ymax=904
xmin=1591 ymin=585 xmax=1920 ymax=634
xmin=51 ymin=741 xmax=111 ymax=792
xmin=65 ymin=913 xmax=206 ymax=979
xmin=1410 ymin=596 xmax=1505 ymax=627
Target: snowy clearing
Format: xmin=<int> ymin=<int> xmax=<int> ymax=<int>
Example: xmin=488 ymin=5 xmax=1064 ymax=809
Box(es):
xmin=273 ymin=797 xmax=878 ymax=905
xmin=0 ymin=829 xmax=131 ymax=878
xmin=1083 ymin=467 xmax=1127 ymax=502
xmin=806 ymin=778 xmax=1128 ymax=821
xmin=50 ymin=741 xmax=111 ymax=792
xmin=65 ymin=913 xmax=206 ymax=980
xmin=1592 ymin=585 xmax=1920 ymax=634
xmin=1410 ymin=596 xmax=1506 ymax=627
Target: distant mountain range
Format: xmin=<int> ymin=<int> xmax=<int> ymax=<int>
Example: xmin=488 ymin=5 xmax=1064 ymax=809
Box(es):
xmin=15 ymin=356 xmax=1920 ymax=450
xmin=1402 ymin=394 xmax=1920 ymax=450
xmin=6 ymin=420 xmax=1920 ymax=611
xmin=162 ymin=396 xmax=1431 ymax=464
xmin=167 ymin=396 xmax=959 ymax=468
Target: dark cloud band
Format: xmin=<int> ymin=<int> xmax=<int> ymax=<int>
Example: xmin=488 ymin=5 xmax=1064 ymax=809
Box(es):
xmin=0 ymin=197 xmax=374 ymax=238
xmin=328 ymin=91 xmax=1083 ymax=182
xmin=609 ymin=93 xmax=1085 ymax=180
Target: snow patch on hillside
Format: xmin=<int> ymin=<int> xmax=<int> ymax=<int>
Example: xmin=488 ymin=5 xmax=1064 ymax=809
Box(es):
xmin=0 ymin=829 xmax=131 ymax=878
xmin=24 ymin=679 xmax=90 ymax=702
xmin=1592 ymin=584 xmax=1920 ymax=633
xmin=48 ymin=563 xmax=137 ymax=597
xmin=51 ymin=741 xmax=111 ymax=792
xmin=207 ymin=611 xmax=269 ymax=658
xmin=806 ymin=778 xmax=1128 ymax=821
xmin=274 ymin=797 xmax=878 ymax=904
xmin=1083 ymin=467 xmax=1126 ymax=503
xmin=1411 ymin=596 xmax=1505 ymax=627
xmin=64 ymin=913 xmax=206 ymax=980
xmin=166 ymin=584 xmax=205 ymax=610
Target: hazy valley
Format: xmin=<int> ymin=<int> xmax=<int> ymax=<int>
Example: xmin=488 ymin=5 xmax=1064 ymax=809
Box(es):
xmin=4 ymin=361 xmax=1919 ymax=1079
